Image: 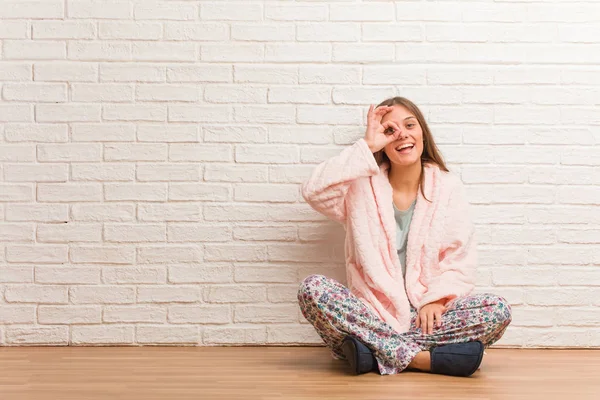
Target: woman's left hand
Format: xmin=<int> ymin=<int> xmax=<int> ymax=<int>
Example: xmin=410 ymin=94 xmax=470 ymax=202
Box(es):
xmin=416 ymin=299 xmax=447 ymax=335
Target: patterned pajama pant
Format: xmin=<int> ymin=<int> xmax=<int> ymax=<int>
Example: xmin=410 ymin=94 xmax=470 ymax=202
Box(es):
xmin=297 ymin=274 xmax=512 ymax=375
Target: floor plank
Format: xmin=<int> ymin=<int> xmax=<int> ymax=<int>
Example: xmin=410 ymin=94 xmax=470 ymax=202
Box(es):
xmin=0 ymin=347 xmax=598 ymax=400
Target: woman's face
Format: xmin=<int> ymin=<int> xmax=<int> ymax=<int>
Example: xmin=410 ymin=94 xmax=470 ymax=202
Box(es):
xmin=380 ymin=105 xmax=424 ymax=167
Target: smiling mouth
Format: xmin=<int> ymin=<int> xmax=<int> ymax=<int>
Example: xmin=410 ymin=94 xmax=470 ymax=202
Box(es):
xmin=395 ymin=144 xmax=414 ymax=154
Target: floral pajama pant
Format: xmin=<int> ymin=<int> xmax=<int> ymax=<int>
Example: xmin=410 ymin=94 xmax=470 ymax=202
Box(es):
xmin=297 ymin=274 xmax=512 ymax=375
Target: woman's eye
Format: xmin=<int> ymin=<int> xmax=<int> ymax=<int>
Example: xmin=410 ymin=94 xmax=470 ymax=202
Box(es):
xmin=407 ymin=124 xmax=415 ymax=128
xmin=385 ymin=128 xmax=395 ymax=134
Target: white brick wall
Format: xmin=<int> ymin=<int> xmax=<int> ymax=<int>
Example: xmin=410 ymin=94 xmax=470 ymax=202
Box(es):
xmin=0 ymin=0 xmax=598 ymax=348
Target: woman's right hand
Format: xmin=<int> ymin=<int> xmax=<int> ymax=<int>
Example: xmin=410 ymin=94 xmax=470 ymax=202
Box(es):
xmin=364 ymin=104 xmax=402 ymax=153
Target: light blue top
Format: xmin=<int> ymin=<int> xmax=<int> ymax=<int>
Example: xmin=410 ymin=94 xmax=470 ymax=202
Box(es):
xmin=393 ymin=199 xmax=416 ymax=279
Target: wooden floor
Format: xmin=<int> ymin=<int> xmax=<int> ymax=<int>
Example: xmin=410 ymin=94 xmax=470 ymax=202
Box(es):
xmin=0 ymin=347 xmax=598 ymax=400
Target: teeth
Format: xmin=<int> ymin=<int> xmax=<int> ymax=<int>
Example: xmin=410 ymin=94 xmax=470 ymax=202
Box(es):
xmin=396 ymin=144 xmax=414 ymax=150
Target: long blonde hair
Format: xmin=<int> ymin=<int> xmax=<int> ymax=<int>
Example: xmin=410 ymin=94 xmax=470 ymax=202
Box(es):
xmin=374 ymin=96 xmax=449 ymax=202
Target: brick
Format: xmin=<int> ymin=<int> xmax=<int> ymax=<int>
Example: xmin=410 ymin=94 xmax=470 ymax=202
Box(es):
xmin=5 ymin=285 xmax=68 ymax=303
xmin=0 ymin=145 xmax=35 ymax=162
xmin=169 ymin=183 xmax=230 ymax=201
xmin=104 ymin=143 xmax=167 ymax=161
xmin=0 ymin=105 xmax=33 ymax=122
xmin=70 ymin=246 xmax=135 ymax=264
xmin=72 ymin=124 xmax=135 ymax=142
xmin=0 ymin=185 xmax=35 ymax=202
xmin=36 ymin=104 xmax=101 ymax=122
xmin=205 ymin=285 xmax=266 ymax=303
xmin=6 ymin=245 xmax=68 ymax=264
xmin=204 ymin=164 xmax=267 ymax=183
xmin=205 ymin=85 xmax=266 ymax=103
xmin=235 ymin=65 xmax=296 ymax=84
xmin=168 ymin=305 xmax=230 ymax=324
xmin=297 ymin=106 xmax=361 ymax=125
xmin=72 ymin=326 xmax=134 ymax=344
xmin=37 ymin=224 xmax=101 ymax=243
xmin=0 ymin=63 xmax=32 ymax=81
xmin=0 ymin=21 xmax=28 ymax=38
xmin=100 ymin=63 xmax=165 ymax=82
xmin=234 ymin=184 xmax=298 ymax=203
xmin=34 ymin=62 xmax=97 ymax=82
xmin=38 ymin=144 xmax=101 ymax=162
xmin=0 ymin=306 xmax=36 ymax=324
xmin=71 ymin=84 xmax=134 ymax=102
xmin=299 ymin=65 xmax=359 ymax=84
xmin=38 ymin=306 xmax=101 ymax=324
xmin=0 ymin=267 xmax=34 ymax=283
xmin=6 ymin=326 xmax=68 ymax=345
xmin=234 ymin=304 xmax=297 ymax=323
xmin=104 ymin=183 xmax=167 ymax=201
xmin=133 ymin=42 xmax=197 ymax=61
xmin=165 ymin=22 xmax=228 ymax=41
xmin=333 ymin=44 xmax=393 ymax=62
xmin=4 ymin=40 xmax=66 ymax=60
xmin=235 ymin=145 xmax=298 ymax=164
xmin=6 ymin=204 xmax=68 ymax=222
xmin=234 ymin=226 xmax=296 ymax=242
xmin=0 ymin=1 xmax=63 ymax=18
xmin=103 ymin=104 xmax=166 ymax=122
xmin=167 ymin=224 xmax=231 ymax=242
xmin=71 ymin=204 xmax=134 ymax=222
xmin=203 ymin=43 xmax=264 ymax=62
xmin=104 ymin=224 xmax=166 ymax=242
xmin=203 ymin=326 xmax=266 ymax=345
xmin=5 ymin=164 xmax=68 ymax=182
xmin=169 ymin=143 xmax=232 ymax=161
xmin=168 ymin=64 xmax=230 ymax=83
xmin=204 ymin=204 xmax=321 ymax=222
xmin=38 ymin=183 xmax=102 ymax=202
xmin=33 ymin=21 xmax=95 ymax=39
xmin=267 ymin=325 xmax=322 ymax=344
xmin=138 ymin=286 xmax=201 ymax=303
xmin=137 ymin=204 xmax=201 ymax=222
xmin=3 ymin=83 xmax=67 ymax=102
xmin=202 ymin=3 xmax=262 ymax=21
xmin=137 ymin=125 xmax=199 ymax=142
xmin=137 ymin=164 xmax=199 ymax=182
xmin=5 ymin=124 xmax=68 ymax=142
xmin=265 ymin=4 xmax=326 ymax=21
xmin=136 ymin=84 xmax=199 ymax=102
xmin=104 ymin=306 xmax=166 ymax=323
xmin=269 ymin=165 xmax=315 ymax=184
xmin=168 ymin=105 xmax=229 ymax=123
xmin=137 ymin=246 xmax=202 ymax=264
xmin=297 ymin=23 xmax=358 ymax=42
xmin=168 ymin=265 xmax=232 ymax=284
xmin=99 ymin=22 xmax=161 ymax=40
xmin=68 ymin=0 xmax=132 ymax=19
xmin=205 ymin=244 xmax=267 ymax=262
xmin=68 ymin=41 xmax=131 ymax=61
xmin=265 ymin=44 xmax=328 ymax=62
xmin=103 ymin=266 xmax=166 ymax=284
xmin=136 ymin=325 xmax=198 ymax=344
xmin=267 ymin=285 xmax=299 ymax=303
xmin=70 ymin=286 xmax=135 ymax=304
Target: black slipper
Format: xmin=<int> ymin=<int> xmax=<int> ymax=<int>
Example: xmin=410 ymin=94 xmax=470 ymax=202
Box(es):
xmin=341 ymin=335 xmax=379 ymax=375
xmin=430 ymin=341 xmax=484 ymax=377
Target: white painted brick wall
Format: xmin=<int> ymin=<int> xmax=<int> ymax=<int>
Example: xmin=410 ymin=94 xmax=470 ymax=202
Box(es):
xmin=0 ymin=0 xmax=598 ymax=349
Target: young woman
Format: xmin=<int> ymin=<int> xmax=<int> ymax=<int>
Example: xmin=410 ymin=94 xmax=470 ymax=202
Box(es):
xmin=297 ymin=97 xmax=512 ymax=377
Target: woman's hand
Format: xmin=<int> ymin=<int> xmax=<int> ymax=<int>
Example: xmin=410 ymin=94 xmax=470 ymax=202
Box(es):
xmin=364 ymin=104 xmax=402 ymax=153
xmin=416 ymin=299 xmax=447 ymax=335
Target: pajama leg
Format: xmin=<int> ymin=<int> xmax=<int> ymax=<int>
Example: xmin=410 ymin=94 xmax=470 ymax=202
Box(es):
xmin=297 ymin=274 xmax=422 ymax=374
xmin=404 ymin=293 xmax=513 ymax=351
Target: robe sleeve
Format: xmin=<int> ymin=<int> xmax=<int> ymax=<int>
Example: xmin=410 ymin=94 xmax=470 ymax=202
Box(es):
xmin=301 ymin=138 xmax=379 ymax=224
xmin=417 ymin=179 xmax=477 ymax=309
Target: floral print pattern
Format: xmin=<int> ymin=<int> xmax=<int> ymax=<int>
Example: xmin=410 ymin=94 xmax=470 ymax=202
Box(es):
xmin=298 ymin=274 xmax=512 ymax=375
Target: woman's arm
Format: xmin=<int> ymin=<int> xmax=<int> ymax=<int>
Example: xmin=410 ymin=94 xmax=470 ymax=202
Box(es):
xmin=417 ymin=179 xmax=477 ymax=308
xmin=300 ymin=138 xmax=380 ymax=224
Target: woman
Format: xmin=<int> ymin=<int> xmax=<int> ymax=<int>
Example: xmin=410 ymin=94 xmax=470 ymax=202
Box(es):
xmin=297 ymin=97 xmax=512 ymax=377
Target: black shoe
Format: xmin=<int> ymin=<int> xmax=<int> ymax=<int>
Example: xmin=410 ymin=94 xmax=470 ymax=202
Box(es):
xmin=430 ymin=341 xmax=484 ymax=377
xmin=341 ymin=335 xmax=379 ymax=375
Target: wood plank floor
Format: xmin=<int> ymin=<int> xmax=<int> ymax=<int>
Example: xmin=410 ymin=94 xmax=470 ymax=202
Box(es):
xmin=1 ymin=347 xmax=598 ymax=400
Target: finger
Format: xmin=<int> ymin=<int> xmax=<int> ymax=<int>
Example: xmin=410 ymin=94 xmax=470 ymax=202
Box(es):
xmin=427 ymin=310 xmax=434 ymax=335
xmin=434 ymin=310 xmax=442 ymax=328
xmin=420 ymin=314 xmax=427 ymax=333
xmin=415 ymin=311 xmax=421 ymax=329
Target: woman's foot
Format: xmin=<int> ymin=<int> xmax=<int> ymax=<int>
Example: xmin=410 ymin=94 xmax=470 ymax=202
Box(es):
xmin=429 ymin=341 xmax=484 ymax=377
xmin=340 ymin=335 xmax=379 ymax=375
